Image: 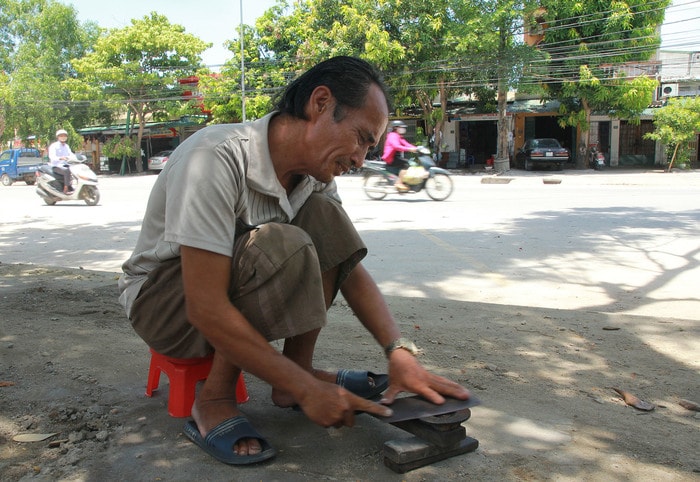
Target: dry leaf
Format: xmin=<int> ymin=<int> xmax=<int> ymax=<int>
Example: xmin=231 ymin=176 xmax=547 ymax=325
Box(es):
xmin=0 ymin=381 xmax=16 ymax=387
xmin=13 ymin=433 xmax=58 ymax=443
xmin=678 ymin=399 xmax=699 ymax=412
xmin=612 ymin=388 xmax=655 ymax=411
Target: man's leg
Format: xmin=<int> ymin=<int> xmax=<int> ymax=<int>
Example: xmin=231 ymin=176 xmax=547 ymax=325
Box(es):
xmin=270 ymin=265 xmax=339 ymax=407
xmin=52 ymin=166 xmax=72 ymax=193
xmin=271 ymin=194 xmax=369 ymax=405
xmin=192 ymin=353 xmax=259 ymax=455
xmin=131 ymin=223 xmax=326 ymax=455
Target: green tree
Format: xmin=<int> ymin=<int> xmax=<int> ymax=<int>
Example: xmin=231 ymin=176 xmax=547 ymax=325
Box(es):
xmin=253 ymin=0 xmax=482 ymax=158
xmin=70 ymin=12 xmax=210 ymax=171
xmin=0 ymin=0 xmax=98 ymax=147
xmin=470 ymin=0 xmax=542 ymax=168
xmin=377 ymin=0 xmax=479 ymax=156
xmin=644 ymin=97 xmax=700 ymax=171
xmin=197 ymin=23 xmax=283 ymax=123
xmin=533 ymin=0 xmax=668 ymax=167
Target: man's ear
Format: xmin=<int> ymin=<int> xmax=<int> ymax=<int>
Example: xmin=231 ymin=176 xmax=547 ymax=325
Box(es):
xmin=308 ymin=85 xmax=333 ymax=119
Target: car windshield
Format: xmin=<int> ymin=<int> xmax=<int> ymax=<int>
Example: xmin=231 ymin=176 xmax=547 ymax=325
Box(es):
xmin=534 ymin=139 xmax=560 ymax=148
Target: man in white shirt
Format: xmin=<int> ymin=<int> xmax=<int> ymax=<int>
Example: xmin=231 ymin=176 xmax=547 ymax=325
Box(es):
xmin=119 ymin=56 xmax=470 ymax=466
xmin=48 ymin=129 xmax=74 ymax=193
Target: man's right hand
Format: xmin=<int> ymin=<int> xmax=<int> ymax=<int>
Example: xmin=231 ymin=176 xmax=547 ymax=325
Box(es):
xmin=296 ymin=380 xmax=393 ymax=428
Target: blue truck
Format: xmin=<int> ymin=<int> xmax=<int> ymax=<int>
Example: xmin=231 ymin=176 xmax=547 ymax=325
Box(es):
xmin=0 ymin=148 xmax=44 ymax=186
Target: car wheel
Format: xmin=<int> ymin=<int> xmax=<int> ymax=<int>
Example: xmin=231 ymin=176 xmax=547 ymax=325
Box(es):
xmin=1 ymin=173 xmax=12 ymax=186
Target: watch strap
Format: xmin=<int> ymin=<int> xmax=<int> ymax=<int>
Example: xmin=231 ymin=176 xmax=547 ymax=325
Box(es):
xmin=384 ymin=337 xmax=418 ymax=358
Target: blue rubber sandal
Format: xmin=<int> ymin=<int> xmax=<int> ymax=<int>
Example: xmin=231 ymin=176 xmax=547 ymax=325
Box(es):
xmin=290 ymin=370 xmax=388 ymax=411
xmin=336 ymin=369 xmax=389 ymax=400
xmin=183 ymin=416 xmax=276 ymax=465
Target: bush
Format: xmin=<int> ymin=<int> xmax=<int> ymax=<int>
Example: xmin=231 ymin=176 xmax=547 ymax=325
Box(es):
xmin=102 ymin=136 xmax=139 ymax=159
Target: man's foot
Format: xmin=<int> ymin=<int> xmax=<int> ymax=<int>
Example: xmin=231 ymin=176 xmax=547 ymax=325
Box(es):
xmin=191 ymin=398 xmax=262 ymax=456
xmin=395 ymin=183 xmax=410 ymax=191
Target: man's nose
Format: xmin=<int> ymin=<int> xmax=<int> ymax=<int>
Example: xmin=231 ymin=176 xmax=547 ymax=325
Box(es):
xmin=352 ymin=148 xmax=369 ymax=169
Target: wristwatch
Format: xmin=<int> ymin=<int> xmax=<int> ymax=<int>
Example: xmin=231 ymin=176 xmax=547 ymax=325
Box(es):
xmin=384 ymin=337 xmax=419 ymax=358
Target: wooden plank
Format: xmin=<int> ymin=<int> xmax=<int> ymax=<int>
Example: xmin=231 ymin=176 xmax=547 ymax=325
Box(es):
xmin=383 ymin=436 xmax=479 ymax=473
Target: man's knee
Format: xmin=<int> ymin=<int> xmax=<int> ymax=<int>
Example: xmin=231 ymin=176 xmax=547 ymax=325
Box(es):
xmin=231 ymin=223 xmax=319 ymax=292
xmin=250 ymin=223 xmax=315 ymax=262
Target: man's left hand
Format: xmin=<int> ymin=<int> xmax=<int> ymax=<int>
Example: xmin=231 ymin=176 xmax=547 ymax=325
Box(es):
xmin=380 ymin=348 xmax=470 ymax=405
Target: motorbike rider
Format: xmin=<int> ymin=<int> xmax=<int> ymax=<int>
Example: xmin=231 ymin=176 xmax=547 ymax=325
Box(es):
xmin=48 ymin=129 xmax=74 ymax=194
xmin=382 ymin=120 xmax=417 ymax=191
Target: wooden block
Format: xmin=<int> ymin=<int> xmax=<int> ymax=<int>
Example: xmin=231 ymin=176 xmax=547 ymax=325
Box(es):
xmin=384 ymin=436 xmax=479 ymax=473
xmin=391 ymin=419 xmax=466 ymax=447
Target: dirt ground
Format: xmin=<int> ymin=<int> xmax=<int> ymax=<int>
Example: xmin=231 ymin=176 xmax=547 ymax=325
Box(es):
xmin=0 ymin=262 xmax=698 ymax=481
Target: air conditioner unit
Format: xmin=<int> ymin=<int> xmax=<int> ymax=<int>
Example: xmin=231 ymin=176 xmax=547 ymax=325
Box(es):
xmin=661 ymin=83 xmax=679 ymax=97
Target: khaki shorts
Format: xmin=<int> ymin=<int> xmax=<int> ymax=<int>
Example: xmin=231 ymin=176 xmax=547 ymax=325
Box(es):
xmin=130 ymin=193 xmax=367 ymax=358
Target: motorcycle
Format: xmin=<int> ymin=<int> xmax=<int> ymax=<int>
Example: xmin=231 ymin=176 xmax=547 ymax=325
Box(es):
xmin=588 ymin=144 xmax=605 ymax=171
xmin=362 ymin=146 xmax=453 ymax=201
xmin=35 ymin=154 xmax=100 ymax=206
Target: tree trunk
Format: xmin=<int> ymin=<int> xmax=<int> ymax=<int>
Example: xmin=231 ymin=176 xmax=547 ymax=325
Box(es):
xmin=667 ymin=143 xmax=679 ymax=172
xmin=134 ymin=107 xmax=146 ymax=173
xmin=494 ymin=21 xmax=510 ymax=172
xmin=496 ymin=78 xmax=509 ymax=172
xmin=577 ymin=99 xmax=592 ymax=169
xmin=417 ymin=94 xmax=434 ymax=148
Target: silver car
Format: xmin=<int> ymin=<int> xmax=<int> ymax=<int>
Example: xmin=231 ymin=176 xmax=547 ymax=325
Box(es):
xmin=147 ymin=150 xmax=173 ymax=171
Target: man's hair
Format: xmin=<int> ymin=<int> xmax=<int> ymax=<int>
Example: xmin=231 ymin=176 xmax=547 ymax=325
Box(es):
xmin=274 ymin=56 xmax=391 ymax=121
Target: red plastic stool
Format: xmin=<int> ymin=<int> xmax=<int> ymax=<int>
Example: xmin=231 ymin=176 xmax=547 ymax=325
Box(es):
xmin=145 ymin=348 xmax=249 ymax=417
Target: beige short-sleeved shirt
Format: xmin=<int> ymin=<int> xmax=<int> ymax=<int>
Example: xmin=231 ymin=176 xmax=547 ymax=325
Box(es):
xmin=118 ymin=113 xmax=338 ymax=317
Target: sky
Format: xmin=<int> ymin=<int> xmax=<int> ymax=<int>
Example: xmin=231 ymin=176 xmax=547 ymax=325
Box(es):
xmin=60 ymin=0 xmax=279 ymax=69
xmin=61 ymin=0 xmax=700 ymax=69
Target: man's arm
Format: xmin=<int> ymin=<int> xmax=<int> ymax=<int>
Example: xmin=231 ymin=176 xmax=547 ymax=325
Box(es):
xmin=47 ymin=143 xmax=59 ymax=163
xmin=180 ymin=245 xmax=391 ymax=425
xmin=340 ymin=263 xmax=470 ymax=404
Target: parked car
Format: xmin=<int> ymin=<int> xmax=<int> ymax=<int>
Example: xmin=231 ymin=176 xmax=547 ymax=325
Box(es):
xmin=0 ymin=148 xmax=43 ymax=186
xmin=515 ymin=138 xmax=570 ymax=171
xmin=147 ymin=150 xmax=173 ymax=171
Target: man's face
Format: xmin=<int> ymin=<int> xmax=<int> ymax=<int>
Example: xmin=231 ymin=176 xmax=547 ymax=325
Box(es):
xmin=306 ymin=84 xmax=388 ymax=183
xmin=58 ymin=135 xmax=68 ymax=143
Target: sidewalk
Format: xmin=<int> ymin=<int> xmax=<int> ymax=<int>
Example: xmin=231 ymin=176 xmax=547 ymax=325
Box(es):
xmin=1 ymin=264 xmax=698 ymax=481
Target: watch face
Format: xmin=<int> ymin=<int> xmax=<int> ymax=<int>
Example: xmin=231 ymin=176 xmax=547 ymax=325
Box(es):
xmin=386 ymin=338 xmax=418 ymax=357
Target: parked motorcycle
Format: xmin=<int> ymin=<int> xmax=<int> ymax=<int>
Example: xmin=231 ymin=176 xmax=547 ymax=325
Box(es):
xmin=35 ymin=154 xmax=100 ymax=206
xmin=362 ymin=147 xmax=453 ymax=201
xmin=588 ymin=144 xmax=605 ymax=171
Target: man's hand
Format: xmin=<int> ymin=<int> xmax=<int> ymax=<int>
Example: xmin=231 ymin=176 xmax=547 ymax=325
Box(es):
xmin=380 ymin=349 xmax=470 ymax=405
xmin=296 ymin=379 xmax=393 ymax=428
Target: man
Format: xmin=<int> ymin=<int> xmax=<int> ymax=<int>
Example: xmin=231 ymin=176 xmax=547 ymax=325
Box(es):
xmin=381 ymin=120 xmax=418 ymax=191
xmin=48 ymin=129 xmax=74 ymax=193
xmin=118 ymin=56 xmax=469 ymax=465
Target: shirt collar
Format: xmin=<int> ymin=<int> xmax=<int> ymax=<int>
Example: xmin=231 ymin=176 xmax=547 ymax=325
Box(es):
xmin=245 ymin=112 xmax=317 ymax=220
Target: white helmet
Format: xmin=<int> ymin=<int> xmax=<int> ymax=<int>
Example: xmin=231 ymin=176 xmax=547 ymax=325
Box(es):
xmin=56 ymin=129 xmax=68 ymax=137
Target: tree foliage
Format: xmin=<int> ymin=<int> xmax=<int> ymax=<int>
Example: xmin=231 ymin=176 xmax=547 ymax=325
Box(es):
xmin=70 ymin=12 xmax=210 ymax=171
xmin=533 ymin=0 xmax=669 ymax=166
xmin=249 ymin=0 xmax=487 ymax=155
xmin=644 ymin=97 xmax=700 ymax=170
xmin=0 ymin=0 xmax=99 ymax=147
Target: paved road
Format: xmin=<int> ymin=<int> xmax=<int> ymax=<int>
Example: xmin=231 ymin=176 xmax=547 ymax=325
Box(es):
xmin=2 ymin=169 xmax=699 ymax=321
